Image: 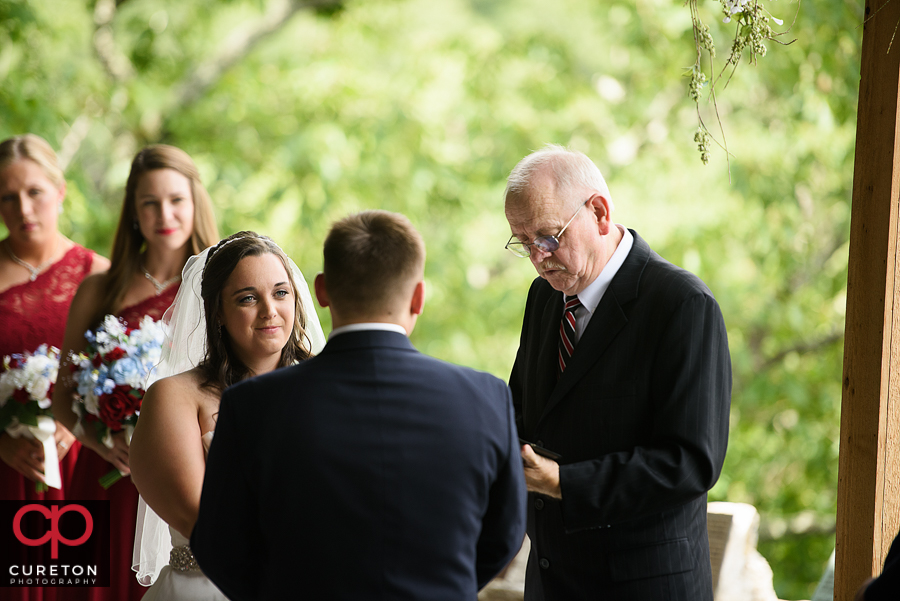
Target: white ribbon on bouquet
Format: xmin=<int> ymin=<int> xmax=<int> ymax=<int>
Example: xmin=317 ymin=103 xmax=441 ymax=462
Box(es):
xmin=6 ymin=415 xmax=62 ymax=489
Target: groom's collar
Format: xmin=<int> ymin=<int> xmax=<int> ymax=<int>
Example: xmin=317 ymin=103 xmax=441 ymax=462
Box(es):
xmin=329 ymin=322 xmax=408 ymax=340
xmin=320 ymin=326 xmax=417 ymax=355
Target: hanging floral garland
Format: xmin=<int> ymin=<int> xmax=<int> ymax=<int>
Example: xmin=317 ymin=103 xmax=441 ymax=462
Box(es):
xmin=688 ymin=0 xmax=797 ymax=166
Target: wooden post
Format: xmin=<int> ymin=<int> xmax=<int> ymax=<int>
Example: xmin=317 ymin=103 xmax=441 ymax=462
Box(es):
xmin=836 ymin=0 xmax=900 ymax=598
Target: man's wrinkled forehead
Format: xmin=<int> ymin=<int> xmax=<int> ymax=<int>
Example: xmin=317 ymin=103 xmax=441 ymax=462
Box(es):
xmin=505 ymin=176 xmax=567 ymax=235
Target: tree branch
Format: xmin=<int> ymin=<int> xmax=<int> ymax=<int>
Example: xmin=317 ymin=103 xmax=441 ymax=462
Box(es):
xmin=786 ymin=232 xmax=848 ymax=294
xmin=174 ymin=0 xmax=343 ymax=108
xmin=92 ymin=0 xmax=134 ymax=82
xmin=758 ymin=511 xmax=836 ymax=541
xmin=57 ymin=114 xmax=93 ymax=172
xmin=756 ymin=329 xmax=844 ymax=373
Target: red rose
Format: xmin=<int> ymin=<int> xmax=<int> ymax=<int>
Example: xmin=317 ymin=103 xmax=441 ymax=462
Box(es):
xmin=98 ymin=386 xmax=137 ymax=429
xmin=12 ymin=388 xmax=30 ymax=405
xmin=8 ymin=358 xmax=21 ymax=369
xmin=124 ymin=387 xmax=143 ymax=413
xmin=91 ymin=355 xmax=103 ymax=368
xmin=103 ymin=347 xmax=127 ymax=363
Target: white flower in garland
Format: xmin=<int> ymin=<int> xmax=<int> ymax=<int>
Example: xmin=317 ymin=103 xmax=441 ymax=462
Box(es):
xmin=722 ymin=0 xmax=751 ymax=21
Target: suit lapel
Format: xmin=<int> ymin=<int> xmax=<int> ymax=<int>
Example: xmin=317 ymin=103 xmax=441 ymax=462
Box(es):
xmin=537 ymin=230 xmax=651 ymax=426
xmin=533 ymin=291 xmax=562 ymax=419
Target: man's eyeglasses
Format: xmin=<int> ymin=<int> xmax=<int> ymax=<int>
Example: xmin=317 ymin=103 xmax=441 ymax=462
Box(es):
xmin=505 ymin=199 xmax=590 ymax=258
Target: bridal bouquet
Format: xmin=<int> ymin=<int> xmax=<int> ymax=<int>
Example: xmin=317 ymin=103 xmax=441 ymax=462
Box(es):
xmin=0 ymin=344 xmax=62 ymax=492
xmin=69 ymin=314 xmax=166 ymax=488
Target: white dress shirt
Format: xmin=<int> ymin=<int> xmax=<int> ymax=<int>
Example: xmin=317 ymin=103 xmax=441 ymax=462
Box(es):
xmin=566 ymin=225 xmax=634 ymax=343
xmin=328 ymin=322 xmax=408 ymax=340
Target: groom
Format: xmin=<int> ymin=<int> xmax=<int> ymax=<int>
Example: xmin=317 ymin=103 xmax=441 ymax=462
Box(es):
xmin=191 ymin=210 xmax=527 ymax=600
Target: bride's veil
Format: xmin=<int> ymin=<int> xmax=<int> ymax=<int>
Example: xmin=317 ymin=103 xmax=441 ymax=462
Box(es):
xmin=132 ymin=243 xmax=326 ymax=586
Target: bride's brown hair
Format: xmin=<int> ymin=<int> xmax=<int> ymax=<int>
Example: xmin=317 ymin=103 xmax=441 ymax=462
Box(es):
xmin=197 ymin=231 xmax=313 ymax=390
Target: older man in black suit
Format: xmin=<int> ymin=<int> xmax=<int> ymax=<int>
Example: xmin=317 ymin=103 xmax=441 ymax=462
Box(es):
xmin=504 ymin=145 xmax=732 ymax=600
xmin=192 ymin=210 xmax=526 ymax=600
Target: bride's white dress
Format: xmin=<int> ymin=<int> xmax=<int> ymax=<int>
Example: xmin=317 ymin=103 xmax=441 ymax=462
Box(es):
xmin=141 ymin=432 xmax=226 ymax=601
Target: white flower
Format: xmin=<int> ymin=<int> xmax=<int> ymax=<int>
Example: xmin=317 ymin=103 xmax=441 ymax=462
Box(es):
xmin=0 ymin=346 xmax=60 ymax=415
xmin=83 ymin=391 xmax=100 ymax=418
xmin=721 ymin=0 xmax=751 ymax=22
xmin=94 ymin=315 xmax=128 ymax=354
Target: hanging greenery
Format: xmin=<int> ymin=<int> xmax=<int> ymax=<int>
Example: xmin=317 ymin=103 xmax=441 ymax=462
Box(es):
xmin=688 ymin=0 xmax=797 ymax=166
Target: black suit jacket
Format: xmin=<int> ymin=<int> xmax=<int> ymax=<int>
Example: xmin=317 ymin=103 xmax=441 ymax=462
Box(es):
xmin=192 ymin=329 xmax=526 ymax=601
xmin=510 ymin=230 xmax=731 ymax=600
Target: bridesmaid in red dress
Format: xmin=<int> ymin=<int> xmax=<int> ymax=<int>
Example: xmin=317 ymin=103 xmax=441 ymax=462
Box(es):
xmin=51 ymin=145 xmax=219 ymax=601
xmin=0 ymin=134 xmax=110 ymax=601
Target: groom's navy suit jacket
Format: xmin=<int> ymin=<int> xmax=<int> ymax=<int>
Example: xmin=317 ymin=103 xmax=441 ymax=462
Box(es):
xmin=192 ymin=329 xmax=526 ymax=601
xmin=511 ymin=230 xmax=731 ymax=600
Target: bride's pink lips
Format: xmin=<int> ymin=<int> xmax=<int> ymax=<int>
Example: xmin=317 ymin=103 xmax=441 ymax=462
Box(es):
xmin=256 ymin=326 xmax=282 ymax=334
xmin=156 ymin=227 xmax=177 ymax=235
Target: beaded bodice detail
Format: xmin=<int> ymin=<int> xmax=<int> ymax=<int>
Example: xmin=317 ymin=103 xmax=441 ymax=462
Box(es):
xmin=0 ymin=245 xmax=94 ymax=362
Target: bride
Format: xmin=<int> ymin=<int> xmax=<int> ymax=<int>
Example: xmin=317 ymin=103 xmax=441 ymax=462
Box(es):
xmin=129 ymin=231 xmax=325 ymax=599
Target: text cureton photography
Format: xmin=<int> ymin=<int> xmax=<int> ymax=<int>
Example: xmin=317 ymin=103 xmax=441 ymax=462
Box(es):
xmin=9 ymin=563 xmax=98 ymax=586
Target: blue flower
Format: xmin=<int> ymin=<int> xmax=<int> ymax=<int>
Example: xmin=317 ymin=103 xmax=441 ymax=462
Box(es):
xmin=109 ymin=357 xmax=142 ymax=386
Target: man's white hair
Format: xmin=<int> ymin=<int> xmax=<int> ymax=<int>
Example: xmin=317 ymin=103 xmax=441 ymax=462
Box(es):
xmin=505 ymin=144 xmax=613 ymax=212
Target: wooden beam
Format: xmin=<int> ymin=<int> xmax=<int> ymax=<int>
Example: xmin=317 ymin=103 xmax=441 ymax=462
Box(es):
xmin=836 ymin=0 xmax=900 ymax=599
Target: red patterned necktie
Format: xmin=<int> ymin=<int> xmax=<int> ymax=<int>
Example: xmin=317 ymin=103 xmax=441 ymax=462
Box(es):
xmin=558 ymin=295 xmax=582 ymax=377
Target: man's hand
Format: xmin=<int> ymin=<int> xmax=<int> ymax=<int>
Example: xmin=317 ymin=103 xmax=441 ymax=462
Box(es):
xmin=521 ymin=444 xmax=561 ymax=499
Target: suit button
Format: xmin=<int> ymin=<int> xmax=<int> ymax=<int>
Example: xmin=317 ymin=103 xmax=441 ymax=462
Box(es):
xmin=539 ymin=558 xmax=550 ymax=569
xmin=534 ymin=498 xmax=544 ymax=510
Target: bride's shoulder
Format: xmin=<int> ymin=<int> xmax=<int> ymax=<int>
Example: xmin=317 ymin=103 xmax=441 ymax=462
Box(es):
xmin=144 ymin=369 xmax=211 ymax=410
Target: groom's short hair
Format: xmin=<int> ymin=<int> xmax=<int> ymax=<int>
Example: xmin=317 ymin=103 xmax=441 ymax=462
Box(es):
xmin=323 ymin=210 xmax=425 ymax=316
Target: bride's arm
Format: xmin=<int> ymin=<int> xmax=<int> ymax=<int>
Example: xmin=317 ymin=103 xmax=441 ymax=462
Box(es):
xmin=130 ymin=376 xmax=206 ymax=539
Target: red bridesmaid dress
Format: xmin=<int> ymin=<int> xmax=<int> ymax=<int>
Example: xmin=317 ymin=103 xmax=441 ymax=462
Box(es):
xmin=61 ymin=285 xmax=179 ymax=601
xmin=0 ymin=244 xmax=96 ymax=601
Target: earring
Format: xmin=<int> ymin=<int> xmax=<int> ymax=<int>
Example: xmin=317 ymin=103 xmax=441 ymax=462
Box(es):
xmin=58 ymin=204 xmax=64 ymax=215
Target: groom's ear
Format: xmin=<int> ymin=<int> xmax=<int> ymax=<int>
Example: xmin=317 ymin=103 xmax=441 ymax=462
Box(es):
xmin=314 ymin=273 xmax=330 ymax=308
xmin=410 ymin=280 xmax=425 ymax=316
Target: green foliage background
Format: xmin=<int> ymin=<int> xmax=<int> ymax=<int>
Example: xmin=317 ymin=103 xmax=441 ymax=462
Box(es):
xmin=0 ymin=0 xmax=859 ymax=597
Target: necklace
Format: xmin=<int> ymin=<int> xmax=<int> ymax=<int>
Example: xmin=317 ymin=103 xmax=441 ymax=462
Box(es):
xmin=141 ymin=263 xmax=181 ymax=295
xmin=4 ymin=237 xmax=59 ymax=282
